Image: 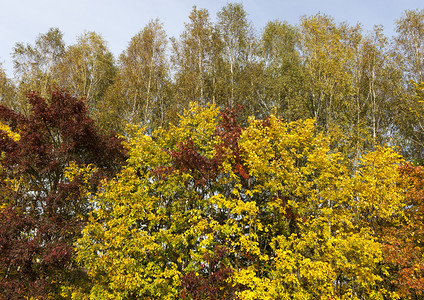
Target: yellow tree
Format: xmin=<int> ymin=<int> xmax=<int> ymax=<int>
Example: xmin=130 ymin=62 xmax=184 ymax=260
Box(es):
xmin=76 ymin=104 xmax=406 ymax=299
xmin=235 ymin=117 xmax=404 ymax=299
xmin=76 ymin=103 xmax=222 ymax=299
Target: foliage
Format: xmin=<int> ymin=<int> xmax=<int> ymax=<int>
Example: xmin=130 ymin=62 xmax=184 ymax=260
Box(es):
xmin=12 ymin=28 xmax=65 ymax=115
xmin=3 ymin=4 xmax=424 ymax=299
xmin=171 ymin=6 xmax=214 ymax=106
xmin=0 ymin=90 xmax=126 ymax=299
xmin=181 ymin=245 xmax=236 ymax=300
xmin=102 ymin=20 xmax=171 ymax=133
xmin=260 ymin=20 xmax=306 ymax=120
xmin=299 ymin=13 xmax=361 ymax=133
xmin=58 ymin=31 xmax=116 ymax=119
xmin=7 ymin=6 xmax=424 ymax=162
xmin=392 ymin=9 xmax=424 ymax=159
xmin=76 ymin=103 xmax=406 ymax=299
xmin=383 ymin=163 xmax=424 ymax=299
xmin=0 ymin=64 xmax=17 ymax=111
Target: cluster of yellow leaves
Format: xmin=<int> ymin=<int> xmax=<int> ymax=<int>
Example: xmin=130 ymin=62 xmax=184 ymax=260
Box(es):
xmin=0 ymin=122 xmax=20 ymax=211
xmin=76 ymin=103 xmax=221 ymax=299
xmin=0 ymin=121 xmax=20 ymax=142
xmin=75 ymin=103 xmax=406 ymax=299
xmin=0 ymin=120 xmax=19 ymax=186
xmin=63 ymin=161 xmax=98 ymax=218
xmin=235 ymin=116 xmax=405 ymax=299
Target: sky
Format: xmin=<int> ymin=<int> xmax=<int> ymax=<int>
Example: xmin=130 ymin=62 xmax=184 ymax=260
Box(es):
xmin=1 ymin=0 xmax=423 ymax=77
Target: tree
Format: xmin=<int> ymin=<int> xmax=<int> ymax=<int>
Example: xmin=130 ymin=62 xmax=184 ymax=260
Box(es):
xmin=181 ymin=245 xmax=236 ymax=300
xmin=0 ymin=63 xmax=17 ymax=110
xmin=0 ymin=90 xmax=126 ymax=299
xmin=57 ymin=31 xmax=116 ymax=122
xmin=392 ymin=10 xmax=424 ymax=160
xmin=102 ymin=20 xmax=170 ymax=133
xmin=259 ymin=20 xmax=306 ymax=120
xmin=12 ymin=28 xmax=65 ymax=114
xmin=393 ymin=9 xmax=424 ymax=84
xmin=236 ymin=119 xmax=404 ymax=299
xmin=383 ymin=163 xmax=424 ymax=299
xmin=381 ymin=84 xmax=424 ymax=295
xmin=342 ymin=26 xmax=402 ymax=162
xmin=299 ymin=14 xmax=362 ymax=134
xmin=171 ymin=6 xmax=214 ymax=107
xmin=76 ymin=103 xmax=223 ymax=299
xmin=215 ymin=3 xmax=259 ymax=116
xmin=76 ymin=103 xmax=406 ymax=299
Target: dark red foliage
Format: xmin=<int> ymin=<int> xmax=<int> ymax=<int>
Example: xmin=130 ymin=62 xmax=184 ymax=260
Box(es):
xmin=170 ymin=138 xmax=221 ymax=186
xmin=181 ymin=246 xmax=238 ymax=300
xmin=151 ymin=165 xmax=174 ymax=180
xmin=163 ymin=107 xmax=248 ymax=186
xmin=261 ymin=117 xmax=271 ymax=129
xmin=0 ymin=90 xmax=126 ymax=299
xmin=214 ymin=107 xmax=248 ymax=180
xmin=275 ymin=192 xmax=299 ymax=221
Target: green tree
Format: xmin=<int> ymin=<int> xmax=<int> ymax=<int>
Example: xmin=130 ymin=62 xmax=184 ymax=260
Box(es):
xmin=259 ymin=20 xmax=306 ymax=120
xmin=102 ymin=20 xmax=170 ymax=133
xmin=171 ymin=6 xmax=213 ymax=106
xmin=12 ymin=28 xmax=65 ymax=113
xmin=58 ymin=31 xmax=116 ymax=121
xmin=0 ymin=63 xmax=17 ymax=110
xmin=215 ymin=3 xmax=258 ymax=115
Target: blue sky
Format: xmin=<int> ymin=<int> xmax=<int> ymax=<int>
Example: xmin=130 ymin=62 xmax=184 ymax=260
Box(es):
xmin=1 ymin=0 xmax=423 ymax=77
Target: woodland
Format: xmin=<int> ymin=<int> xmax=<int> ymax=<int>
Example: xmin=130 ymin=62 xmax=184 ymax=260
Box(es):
xmin=1 ymin=3 xmax=424 ymax=299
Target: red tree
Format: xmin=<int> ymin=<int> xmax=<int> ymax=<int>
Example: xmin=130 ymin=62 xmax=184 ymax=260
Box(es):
xmin=0 ymin=90 xmax=126 ymax=299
